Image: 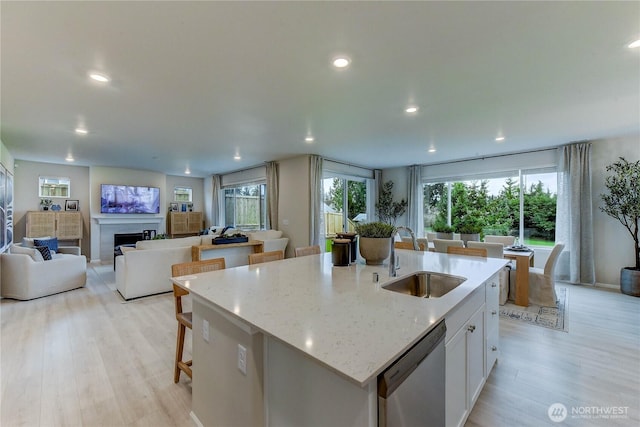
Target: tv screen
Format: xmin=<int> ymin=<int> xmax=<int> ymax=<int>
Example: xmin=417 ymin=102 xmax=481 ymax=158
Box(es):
xmin=100 ymin=184 xmax=160 ymax=214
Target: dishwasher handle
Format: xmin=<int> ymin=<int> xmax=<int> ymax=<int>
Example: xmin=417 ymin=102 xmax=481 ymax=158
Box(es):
xmin=378 ymin=319 xmax=446 ymax=398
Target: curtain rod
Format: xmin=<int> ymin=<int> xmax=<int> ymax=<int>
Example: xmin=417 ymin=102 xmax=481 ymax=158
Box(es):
xmin=420 ymin=146 xmax=558 ymax=168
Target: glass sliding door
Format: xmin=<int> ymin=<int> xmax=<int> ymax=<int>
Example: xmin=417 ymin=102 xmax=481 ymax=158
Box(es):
xmin=323 ymin=176 xmax=369 ymax=250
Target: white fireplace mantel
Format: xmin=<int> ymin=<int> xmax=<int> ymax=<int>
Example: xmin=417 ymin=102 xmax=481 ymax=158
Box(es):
xmin=92 ymin=216 xmax=163 ymax=225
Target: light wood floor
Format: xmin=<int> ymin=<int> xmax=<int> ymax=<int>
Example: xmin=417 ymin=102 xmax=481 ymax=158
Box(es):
xmin=1 ymin=264 xmax=638 ymax=426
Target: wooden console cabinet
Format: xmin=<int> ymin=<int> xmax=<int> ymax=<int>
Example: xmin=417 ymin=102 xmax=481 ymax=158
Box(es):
xmin=167 ymin=211 xmax=202 ymax=237
xmin=26 ymin=211 xmax=83 ymax=244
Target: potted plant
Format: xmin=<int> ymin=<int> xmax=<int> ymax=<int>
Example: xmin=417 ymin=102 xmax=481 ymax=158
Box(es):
xmin=432 ymin=219 xmax=454 ymax=240
xmin=376 ymin=180 xmax=407 ymax=225
xmin=354 ymin=221 xmax=396 ymax=265
xmin=40 ymin=198 xmax=53 ymax=211
xmin=455 ymin=216 xmax=482 ymax=245
xmin=600 ymin=157 xmax=640 ymax=296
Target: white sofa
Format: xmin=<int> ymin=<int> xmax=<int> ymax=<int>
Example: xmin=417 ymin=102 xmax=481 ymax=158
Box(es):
xmin=1 ymin=246 xmax=87 ymax=300
xmin=115 ymin=231 xmax=289 ymax=300
xmin=116 ymin=235 xmax=201 ymax=300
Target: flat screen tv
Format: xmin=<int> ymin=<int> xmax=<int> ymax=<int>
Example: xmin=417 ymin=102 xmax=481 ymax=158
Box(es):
xmin=100 ymin=184 xmax=160 ymax=214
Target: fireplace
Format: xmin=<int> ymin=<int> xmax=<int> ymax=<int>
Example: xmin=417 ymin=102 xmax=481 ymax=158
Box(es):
xmin=113 ymin=232 xmax=144 ymax=269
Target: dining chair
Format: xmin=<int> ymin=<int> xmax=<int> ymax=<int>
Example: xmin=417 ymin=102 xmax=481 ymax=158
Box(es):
xmin=447 ymin=246 xmax=487 ymax=257
xmin=170 ymin=257 xmax=226 ymax=383
xmin=433 ymin=238 xmax=464 ymax=253
xmin=394 ymin=241 xmax=426 ymax=251
xmin=484 ymin=235 xmax=516 ymax=246
xmin=509 ymin=243 xmax=564 ymax=307
xmin=248 ymin=250 xmax=284 ymax=265
xmin=295 ymin=245 xmax=321 ymax=257
xmin=468 ymin=241 xmax=510 ymax=304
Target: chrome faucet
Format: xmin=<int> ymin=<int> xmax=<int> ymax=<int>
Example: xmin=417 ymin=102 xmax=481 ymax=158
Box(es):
xmin=389 ymin=226 xmax=418 ymax=277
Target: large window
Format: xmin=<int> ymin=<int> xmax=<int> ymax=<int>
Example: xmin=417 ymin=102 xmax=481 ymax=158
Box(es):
xmin=424 ymin=170 xmax=557 ymax=246
xmin=224 ymin=183 xmax=266 ymax=231
xmin=323 ymin=176 xmax=369 ymax=244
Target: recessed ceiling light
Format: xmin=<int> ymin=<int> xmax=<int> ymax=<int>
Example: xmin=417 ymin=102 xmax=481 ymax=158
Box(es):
xmin=305 ymin=136 xmax=314 ymax=143
xmin=332 ymin=57 xmax=350 ymax=68
xmin=89 ymin=72 xmax=110 ymax=83
xmin=234 ymin=154 xmax=241 ymax=161
xmin=75 ymin=127 xmax=88 ymax=135
xmin=65 ymin=155 xmax=75 ymax=162
xmin=185 ymin=168 xmax=191 ymax=175
xmin=628 ymin=39 xmax=640 ymax=49
xmin=428 ymin=148 xmax=437 ymax=153
xmin=405 ymin=106 xmax=419 ymax=114
xmin=495 ymin=136 xmax=505 ymax=142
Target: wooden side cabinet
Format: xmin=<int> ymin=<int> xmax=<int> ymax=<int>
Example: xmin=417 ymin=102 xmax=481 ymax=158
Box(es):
xmin=26 ymin=211 xmax=83 ymax=243
xmin=167 ymin=211 xmax=202 ymax=237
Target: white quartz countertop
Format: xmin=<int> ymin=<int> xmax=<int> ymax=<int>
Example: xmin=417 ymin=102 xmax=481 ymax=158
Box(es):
xmin=173 ymin=250 xmax=507 ymax=386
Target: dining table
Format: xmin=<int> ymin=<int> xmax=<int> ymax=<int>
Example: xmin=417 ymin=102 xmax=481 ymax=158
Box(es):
xmin=503 ymin=248 xmax=535 ymax=307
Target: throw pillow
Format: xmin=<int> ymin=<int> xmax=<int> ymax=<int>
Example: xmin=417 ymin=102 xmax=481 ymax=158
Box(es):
xmin=22 ymin=236 xmax=52 ymax=247
xmin=10 ymin=244 xmax=45 ymax=262
xmin=34 ymin=237 xmax=59 ymax=252
xmin=34 ymin=245 xmax=53 ymax=261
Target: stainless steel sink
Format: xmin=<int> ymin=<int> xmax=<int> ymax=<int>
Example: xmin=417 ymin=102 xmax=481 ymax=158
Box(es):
xmin=382 ymin=271 xmax=467 ymax=298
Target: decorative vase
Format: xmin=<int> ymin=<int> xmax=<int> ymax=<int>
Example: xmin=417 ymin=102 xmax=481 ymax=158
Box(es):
xmin=620 ymin=267 xmax=640 ymax=297
xmin=358 ymin=237 xmax=392 ymax=265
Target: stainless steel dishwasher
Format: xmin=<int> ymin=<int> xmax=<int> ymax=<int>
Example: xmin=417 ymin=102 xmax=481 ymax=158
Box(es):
xmin=378 ymin=319 xmax=446 ymax=427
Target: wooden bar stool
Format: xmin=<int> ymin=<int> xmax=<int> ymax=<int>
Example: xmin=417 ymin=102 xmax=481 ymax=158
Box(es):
xmin=171 ymin=257 xmax=226 ymax=383
xmin=294 ymin=245 xmax=321 ymax=257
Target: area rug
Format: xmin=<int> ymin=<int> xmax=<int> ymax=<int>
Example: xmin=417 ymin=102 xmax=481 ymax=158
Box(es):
xmin=499 ymin=287 xmax=568 ymax=332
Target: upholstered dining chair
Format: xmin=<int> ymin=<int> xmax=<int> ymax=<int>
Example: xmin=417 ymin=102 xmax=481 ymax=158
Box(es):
xmin=447 ymin=246 xmax=487 ymax=258
xmin=509 ymin=243 xmax=565 ymax=307
xmin=394 ymin=241 xmax=426 ymax=251
xmin=484 ymin=235 xmax=516 ymax=246
xmin=294 ymin=245 xmax=321 ymax=257
xmin=468 ymin=241 xmax=510 ymax=304
xmin=170 ymin=257 xmax=226 ymax=383
xmin=248 ymin=250 xmax=284 ymax=265
xmin=433 ymin=239 xmax=464 ymax=253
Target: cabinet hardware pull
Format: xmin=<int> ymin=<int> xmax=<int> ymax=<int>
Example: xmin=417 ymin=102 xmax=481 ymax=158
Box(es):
xmin=491 ymin=283 xmax=497 ymax=287
xmin=491 ymin=310 xmax=497 ymax=315
xmin=491 ymin=346 xmax=497 ymax=351
xmin=467 ymin=325 xmax=476 ymax=332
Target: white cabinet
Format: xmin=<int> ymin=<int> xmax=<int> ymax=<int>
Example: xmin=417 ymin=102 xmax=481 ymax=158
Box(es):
xmin=446 ymin=301 xmax=486 ymax=427
xmin=445 ymin=272 xmax=503 ymax=427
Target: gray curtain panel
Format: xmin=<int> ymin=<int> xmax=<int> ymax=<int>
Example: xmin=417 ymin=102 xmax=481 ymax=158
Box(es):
xmin=407 ymin=165 xmax=423 ymax=237
xmin=210 ymin=175 xmax=221 ymax=226
xmin=556 ymin=142 xmax=595 ymax=284
xmin=309 ymin=155 xmax=323 ymax=246
xmin=266 ymin=161 xmax=279 ymax=230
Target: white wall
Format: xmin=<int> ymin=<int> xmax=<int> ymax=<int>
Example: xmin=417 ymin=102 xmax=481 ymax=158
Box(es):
xmin=278 ymin=155 xmax=310 ymax=258
xmin=13 ymin=160 xmax=91 ymax=256
xmin=591 ymin=135 xmax=640 ymax=286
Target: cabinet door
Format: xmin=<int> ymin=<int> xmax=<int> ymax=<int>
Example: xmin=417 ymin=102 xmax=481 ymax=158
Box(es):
xmin=446 ymin=327 xmax=468 ymax=427
xmin=187 ymin=212 xmax=202 ymax=233
xmin=26 ymin=212 xmax=56 ymax=237
xmin=467 ymin=306 xmax=485 ymax=406
xmin=170 ymin=213 xmax=189 ymax=234
xmin=55 ymin=212 xmax=83 ymax=239
xmin=485 ymin=274 xmax=500 ymax=374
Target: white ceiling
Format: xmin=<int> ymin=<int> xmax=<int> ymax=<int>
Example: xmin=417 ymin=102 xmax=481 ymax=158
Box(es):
xmin=2 ymin=1 xmax=639 ymax=177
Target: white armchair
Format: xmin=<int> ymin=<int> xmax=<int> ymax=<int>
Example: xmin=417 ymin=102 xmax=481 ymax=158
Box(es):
xmin=1 ymin=247 xmax=87 ymax=300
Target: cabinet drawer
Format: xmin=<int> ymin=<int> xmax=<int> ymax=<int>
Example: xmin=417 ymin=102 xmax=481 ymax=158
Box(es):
xmin=446 ymin=285 xmax=485 ymax=344
xmin=486 ymin=334 xmax=499 ymax=375
xmin=485 ymin=305 xmax=499 ymax=336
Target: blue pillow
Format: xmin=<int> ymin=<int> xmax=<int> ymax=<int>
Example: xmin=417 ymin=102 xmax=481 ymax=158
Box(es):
xmin=34 ymin=245 xmax=52 ymax=261
xmin=34 ymin=237 xmax=58 ymax=252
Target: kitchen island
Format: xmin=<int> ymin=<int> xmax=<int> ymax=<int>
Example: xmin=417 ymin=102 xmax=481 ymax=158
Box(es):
xmin=173 ymin=249 xmax=507 ymax=427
